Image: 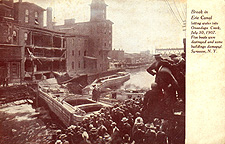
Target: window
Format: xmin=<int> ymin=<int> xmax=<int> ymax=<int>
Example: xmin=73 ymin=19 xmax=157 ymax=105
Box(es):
xmin=34 ymin=12 xmax=39 ymax=25
xmin=78 ymin=61 xmax=80 ymax=68
xmin=78 ymin=50 xmax=80 ymax=56
xmin=24 ymin=33 xmax=28 ymax=41
xmin=25 ymin=9 xmax=29 ymax=23
xmin=109 ymin=40 xmax=112 ymax=47
xmin=35 ymin=12 xmax=38 ymax=18
xmin=72 ymin=62 xmax=74 ymax=69
xmin=25 ymin=17 xmax=29 ymax=23
xmin=84 ymin=50 xmax=87 ymax=56
xmin=25 ymin=9 xmax=29 ymax=15
xmin=84 ymin=61 xmax=86 ymax=69
xmin=13 ymin=31 xmax=17 ymax=42
xmin=72 ymin=39 xmax=74 ymax=46
xmin=72 ymin=50 xmax=74 ymax=56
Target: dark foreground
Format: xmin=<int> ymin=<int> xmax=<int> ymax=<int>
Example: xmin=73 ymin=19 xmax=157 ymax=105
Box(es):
xmin=0 ymin=84 xmax=184 ymax=144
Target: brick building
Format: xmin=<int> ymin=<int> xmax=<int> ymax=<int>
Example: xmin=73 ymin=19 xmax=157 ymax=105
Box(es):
xmin=0 ymin=0 xmax=23 ymax=83
xmin=108 ymin=49 xmax=125 ymax=61
xmin=0 ymin=0 xmax=113 ymax=83
xmin=54 ymin=0 xmax=113 ymax=74
xmin=0 ymin=0 xmax=67 ymax=83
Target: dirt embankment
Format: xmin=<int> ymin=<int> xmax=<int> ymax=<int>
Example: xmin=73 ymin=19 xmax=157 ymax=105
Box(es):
xmin=0 ymin=85 xmax=36 ymax=104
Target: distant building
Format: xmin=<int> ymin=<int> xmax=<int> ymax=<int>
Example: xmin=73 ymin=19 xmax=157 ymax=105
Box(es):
xmin=140 ymin=50 xmax=150 ymax=55
xmin=54 ymin=0 xmax=113 ymax=73
xmin=14 ymin=1 xmax=45 ymax=27
xmin=124 ymin=52 xmax=152 ymax=65
xmin=66 ymin=35 xmax=90 ymax=74
xmin=108 ymin=49 xmax=124 ymax=61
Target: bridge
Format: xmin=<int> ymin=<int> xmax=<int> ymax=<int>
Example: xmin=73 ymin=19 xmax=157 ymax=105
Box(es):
xmin=155 ymin=48 xmax=184 ymax=56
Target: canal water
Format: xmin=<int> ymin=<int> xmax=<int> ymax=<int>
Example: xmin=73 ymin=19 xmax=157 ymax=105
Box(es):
xmin=0 ymin=67 xmax=154 ymax=143
xmin=122 ymin=67 xmax=155 ymax=90
xmin=0 ymin=100 xmax=64 ymax=143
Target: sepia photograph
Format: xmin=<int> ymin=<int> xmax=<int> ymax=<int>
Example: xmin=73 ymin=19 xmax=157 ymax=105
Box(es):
xmin=0 ymin=0 xmax=187 ymax=143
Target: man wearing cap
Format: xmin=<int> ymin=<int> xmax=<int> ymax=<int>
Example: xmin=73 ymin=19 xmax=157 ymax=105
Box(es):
xmin=147 ymin=54 xmax=178 ymax=93
xmin=164 ymin=53 xmax=185 ymax=103
xmin=120 ymin=117 xmax=132 ymax=136
xmin=146 ymin=54 xmax=163 ymax=77
xmin=142 ymin=83 xmax=163 ymax=121
xmin=92 ymin=85 xmax=100 ymax=102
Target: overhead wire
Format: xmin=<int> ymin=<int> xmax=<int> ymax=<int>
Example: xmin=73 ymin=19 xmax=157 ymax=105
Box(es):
xmin=163 ymin=0 xmax=183 ymax=26
xmin=172 ymin=0 xmax=185 ymax=22
xmin=181 ymin=3 xmax=187 ymax=18
xmin=179 ymin=2 xmax=186 ymax=19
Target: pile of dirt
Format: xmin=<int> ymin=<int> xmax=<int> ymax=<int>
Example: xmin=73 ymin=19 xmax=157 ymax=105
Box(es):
xmin=0 ymin=85 xmax=36 ymax=104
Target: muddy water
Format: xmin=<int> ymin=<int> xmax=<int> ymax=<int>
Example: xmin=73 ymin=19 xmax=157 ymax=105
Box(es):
xmin=0 ymin=100 xmax=63 ymax=144
xmin=0 ymin=67 xmax=154 ymax=143
xmin=121 ymin=67 xmax=155 ymax=90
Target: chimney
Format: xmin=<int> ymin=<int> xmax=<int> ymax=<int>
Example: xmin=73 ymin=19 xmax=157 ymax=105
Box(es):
xmin=47 ymin=7 xmax=53 ymax=29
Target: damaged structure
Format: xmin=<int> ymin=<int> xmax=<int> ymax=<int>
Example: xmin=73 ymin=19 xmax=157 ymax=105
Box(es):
xmin=0 ymin=0 xmax=113 ymax=84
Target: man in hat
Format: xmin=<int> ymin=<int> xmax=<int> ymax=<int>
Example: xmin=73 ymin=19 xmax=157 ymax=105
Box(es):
xmin=142 ymin=83 xmax=163 ymax=121
xmin=92 ymin=85 xmax=100 ymax=102
xmin=89 ymin=127 xmax=98 ymax=143
xmin=146 ymin=54 xmax=177 ymax=94
xmin=144 ymin=123 xmax=157 ymax=144
xmin=120 ymin=117 xmax=132 ymax=136
xmin=146 ymin=54 xmax=163 ymax=77
xmin=165 ymin=53 xmax=185 ymax=103
xmin=132 ymin=117 xmax=145 ymax=142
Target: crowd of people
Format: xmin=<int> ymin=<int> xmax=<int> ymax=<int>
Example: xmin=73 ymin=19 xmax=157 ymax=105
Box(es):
xmin=51 ymin=53 xmax=185 ymax=144
xmin=52 ymin=98 xmax=184 ymax=144
xmin=146 ymin=53 xmax=185 ymax=113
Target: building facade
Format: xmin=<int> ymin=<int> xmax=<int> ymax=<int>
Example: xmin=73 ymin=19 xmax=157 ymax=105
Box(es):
xmin=54 ymin=0 xmax=113 ymax=74
xmin=108 ymin=49 xmax=125 ymax=61
xmin=0 ymin=0 xmax=113 ymax=83
xmin=0 ymin=0 xmax=23 ymax=83
xmin=0 ymin=0 xmax=67 ymax=83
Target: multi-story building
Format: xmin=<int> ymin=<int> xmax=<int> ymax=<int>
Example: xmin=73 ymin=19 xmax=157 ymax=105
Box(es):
xmin=16 ymin=1 xmax=67 ymax=81
xmin=0 ymin=0 xmax=23 ymax=83
xmin=54 ymin=0 xmax=113 ymax=74
xmin=0 ymin=0 xmax=113 ymax=83
xmin=0 ymin=0 xmax=67 ymax=83
xmin=109 ymin=49 xmax=125 ymax=61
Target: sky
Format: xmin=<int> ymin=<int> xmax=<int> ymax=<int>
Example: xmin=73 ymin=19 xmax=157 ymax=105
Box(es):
xmin=16 ymin=0 xmax=187 ymax=53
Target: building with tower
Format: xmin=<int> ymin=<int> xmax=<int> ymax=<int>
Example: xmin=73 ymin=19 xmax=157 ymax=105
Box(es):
xmin=54 ymin=0 xmax=113 ymax=74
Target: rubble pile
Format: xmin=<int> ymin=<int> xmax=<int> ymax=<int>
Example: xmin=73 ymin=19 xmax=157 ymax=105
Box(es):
xmin=0 ymin=85 xmax=35 ymax=104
